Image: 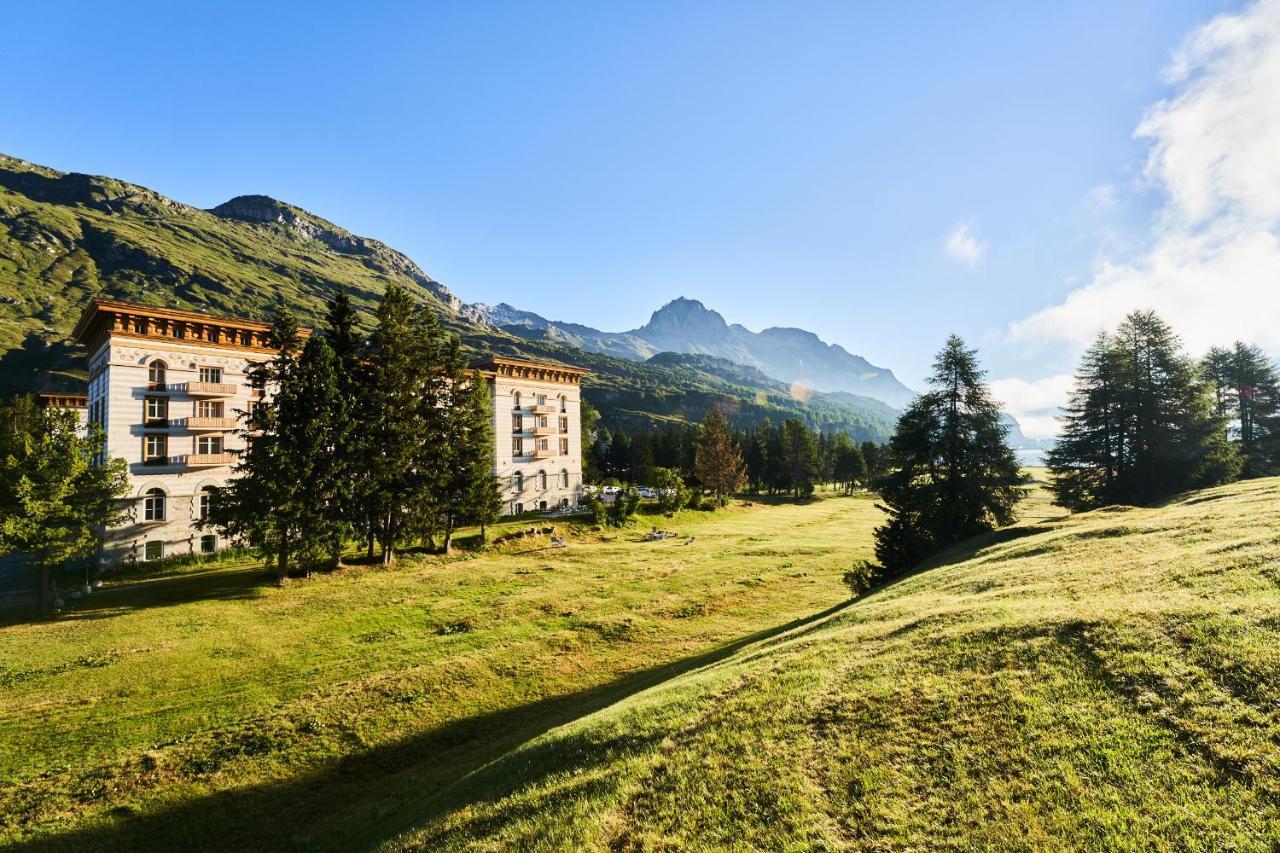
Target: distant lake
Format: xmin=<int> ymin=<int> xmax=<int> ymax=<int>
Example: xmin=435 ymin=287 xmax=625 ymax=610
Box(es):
xmin=1016 ymin=448 xmax=1047 ymax=466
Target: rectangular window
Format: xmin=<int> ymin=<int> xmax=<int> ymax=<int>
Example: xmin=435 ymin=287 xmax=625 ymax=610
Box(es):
xmin=196 ymin=436 xmax=223 ymax=455
xmin=559 ymin=416 xmax=569 ymax=433
xmin=144 ymin=434 xmax=168 ymax=462
xmin=512 ymin=437 xmax=523 ymax=457
xmin=144 ymin=395 xmax=168 ymax=423
xmin=195 ymin=400 xmax=224 ymax=418
xmin=201 ymin=534 xmax=217 ymax=554
xmin=511 ymin=413 xmax=522 ymax=433
xmin=537 ymin=438 xmax=549 ymax=451
xmin=538 ymin=416 xmax=548 ymax=428
xmin=559 ymin=437 xmax=569 ymax=455
xmin=536 ymin=394 xmax=547 ymax=406
xmin=144 ymin=540 xmax=164 ymax=561
xmin=199 ymin=366 xmax=222 ymax=383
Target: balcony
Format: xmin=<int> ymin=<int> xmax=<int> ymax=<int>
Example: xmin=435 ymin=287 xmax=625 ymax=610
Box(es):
xmin=531 ymin=425 xmax=554 ymax=436
xmin=141 ymin=418 xmax=170 ymax=430
xmin=531 ymin=447 xmax=555 ymax=459
xmin=531 ymin=404 xmax=556 ymax=415
xmin=182 ymin=381 xmax=238 ymax=397
xmin=142 ymin=456 xmax=171 ymax=467
xmin=186 ymin=417 xmax=239 ymax=431
xmin=185 ymin=453 xmax=236 ymax=467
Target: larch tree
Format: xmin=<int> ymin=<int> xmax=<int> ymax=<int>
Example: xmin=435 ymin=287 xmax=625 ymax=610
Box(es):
xmin=693 ymin=404 xmax=745 ymax=506
xmin=874 ymin=335 xmax=1024 ymax=576
xmin=1200 ymin=341 xmax=1280 ymax=478
xmin=779 ymin=418 xmax=818 ymax=498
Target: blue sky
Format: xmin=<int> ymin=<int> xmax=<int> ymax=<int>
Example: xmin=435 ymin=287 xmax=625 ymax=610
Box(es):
xmin=7 ymin=0 xmax=1274 ymax=436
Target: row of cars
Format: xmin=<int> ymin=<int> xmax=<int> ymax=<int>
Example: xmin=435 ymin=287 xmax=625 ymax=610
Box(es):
xmin=584 ymin=484 xmax=660 ymax=499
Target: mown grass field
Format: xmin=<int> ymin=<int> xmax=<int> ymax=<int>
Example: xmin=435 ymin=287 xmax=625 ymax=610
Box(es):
xmin=6 ymin=477 xmax=1280 ymax=850
xmin=0 ymin=496 xmax=879 ymax=850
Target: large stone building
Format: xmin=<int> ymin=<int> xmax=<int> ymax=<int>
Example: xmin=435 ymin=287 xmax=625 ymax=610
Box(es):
xmin=69 ymin=299 xmax=588 ymax=564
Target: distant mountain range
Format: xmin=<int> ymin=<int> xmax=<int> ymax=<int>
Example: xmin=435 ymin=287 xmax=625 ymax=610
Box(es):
xmin=0 ymin=153 xmax=902 ymax=442
xmin=469 ymin=297 xmax=918 ymax=408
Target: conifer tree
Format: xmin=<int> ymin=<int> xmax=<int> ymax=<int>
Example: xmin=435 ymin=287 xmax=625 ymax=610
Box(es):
xmin=205 ymin=311 xmax=304 ymax=582
xmin=780 ymin=418 xmax=818 ymax=498
xmin=0 ymin=396 xmax=129 ymax=613
xmin=874 ymin=335 xmax=1023 ymax=576
xmin=694 ymin=404 xmax=745 ymax=506
xmin=1048 ymin=311 xmax=1238 ymax=509
xmin=286 ymin=335 xmax=349 ymax=573
xmin=1200 ymin=341 xmax=1280 ymax=478
xmin=434 ymin=338 xmax=500 ymax=553
xmin=325 ymin=287 xmax=367 ymax=559
xmin=832 ymin=432 xmax=866 ymax=493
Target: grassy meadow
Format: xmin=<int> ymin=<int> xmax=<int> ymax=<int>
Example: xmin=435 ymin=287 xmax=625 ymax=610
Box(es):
xmin=6 ymin=476 xmax=1280 ymax=850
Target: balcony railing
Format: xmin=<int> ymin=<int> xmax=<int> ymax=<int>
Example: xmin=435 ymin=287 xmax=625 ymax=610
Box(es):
xmin=531 ymin=425 xmax=554 ymax=436
xmin=182 ymin=381 xmax=238 ymax=397
xmin=142 ymin=418 xmax=170 ymax=429
xmin=185 ymin=452 xmax=236 ymax=467
xmin=531 ymin=404 xmax=556 ymax=414
xmin=531 ymin=447 xmax=555 ymax=459
xmin=186 ymin=417 xmax=239 ymax=431
xmin=142 ymin=456 xmax=171 ymax=466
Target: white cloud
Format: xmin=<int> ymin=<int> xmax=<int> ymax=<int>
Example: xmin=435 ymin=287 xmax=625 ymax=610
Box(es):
xmin=1011 ymin=0 xmax=1280 ymax=355
xmin=945 ymin=222 xmax=986 ymax=267
xmin=1088 ymin=183 xmax=1117 ymax=211
xmin=988 ymin=374 xmax=1076 ymax=440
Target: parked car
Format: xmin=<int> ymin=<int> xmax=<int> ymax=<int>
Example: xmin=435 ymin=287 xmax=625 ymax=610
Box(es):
xmin=637 ymin=487 xmax=656 ymax=499
xmin=602 ymin=485 xmax=622 ymax=495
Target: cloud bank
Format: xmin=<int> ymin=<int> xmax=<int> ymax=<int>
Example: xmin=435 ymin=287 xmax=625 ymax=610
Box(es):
xmin=1011 ymin=0 xmax=1280 ymax=355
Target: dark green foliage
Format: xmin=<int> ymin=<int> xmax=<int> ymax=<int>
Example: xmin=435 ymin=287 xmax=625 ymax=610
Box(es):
xmin=1048 ymin=312 xmax=1239 ymax=510
xmin=435 ymin=338 xmax=501 ymax=553
xmin=832 ymin=432 xmax=867 ymax=493
xmin=779 ymin=418 xmax=818 ymax=498
xmin=607 ymin=486 xmax=641 ymax=527
xmin=652 ymin=467 xmax=691 ymax=515
xmin=874 ymin=335 xmax=1024 ymax=576
xmin=585 ymin=493 xmax=608 ymax=527
xmin=0 ymin=394 xmax=129 ymax=612
xmin=1199 ymin=342 xmax=1280 ymax=478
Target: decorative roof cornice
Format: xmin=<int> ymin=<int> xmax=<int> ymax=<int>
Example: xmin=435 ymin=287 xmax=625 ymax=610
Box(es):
xmin=469 ymin=355 xmax=589 ymax=385
xmin=71 ymin=298 xmax=310 ymax=357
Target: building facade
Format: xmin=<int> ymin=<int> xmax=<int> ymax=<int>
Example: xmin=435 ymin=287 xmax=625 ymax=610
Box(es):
xmin=69 ymin=299 xmax=588 ymax=564
xmin=471 ymin=356 xmax=589 ymax=515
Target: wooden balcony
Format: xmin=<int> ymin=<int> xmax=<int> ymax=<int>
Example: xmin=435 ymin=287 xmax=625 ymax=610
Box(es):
xmin=182 ymin=381 xmax=238 ymax=397
xmin=185 ymin=452 xmax=236 ymax=467
xmin=531 ymin=425 xmax=555 ymax=436
xmin=531 ymin=404 xmax=556 ymax=415
xmin=186 ymin=416 xmax=239 ymax=431
xmin=531 ymin=447 xmax=555 ymax=459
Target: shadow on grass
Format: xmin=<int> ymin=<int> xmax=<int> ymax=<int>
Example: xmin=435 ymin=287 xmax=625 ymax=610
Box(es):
xmin=10 ymin=599 xmax=855 ymax=853
xmin=0 ymin=564 xmax=272 ymax=628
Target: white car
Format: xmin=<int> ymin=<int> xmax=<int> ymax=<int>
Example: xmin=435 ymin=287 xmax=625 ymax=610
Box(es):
xmin=637 ymin=487 xmax=656 ymax=498
xmin=602 ymin=485 xmax=621 ymax=495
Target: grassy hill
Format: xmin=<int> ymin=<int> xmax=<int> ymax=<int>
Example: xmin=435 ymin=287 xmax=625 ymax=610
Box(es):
xmin=3 ymin=477 xmax=1280 ymax=849
xmin=0 ymin=153 xmax=895 ymax=440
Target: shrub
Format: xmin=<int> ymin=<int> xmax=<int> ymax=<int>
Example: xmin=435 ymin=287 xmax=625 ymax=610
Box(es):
xmin=842 ymin=559 xmax=880 ymax=597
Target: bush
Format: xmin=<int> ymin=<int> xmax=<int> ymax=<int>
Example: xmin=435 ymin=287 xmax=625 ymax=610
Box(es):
xmin=652 ymin=467 xmax=690 ymax=516
xmin=586 ymin=494 xmax=608 ymax=527
xmin=842 ymin=559 xmax=880 ymax=597
xmin=607 ymin=487 xmax=641 ymax=527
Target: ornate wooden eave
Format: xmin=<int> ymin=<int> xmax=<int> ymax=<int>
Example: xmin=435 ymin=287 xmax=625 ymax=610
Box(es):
xmin=71 ymin=298 xmax=311 ymax=357
xmin=469 ymin=355 xmax=590 ymax=386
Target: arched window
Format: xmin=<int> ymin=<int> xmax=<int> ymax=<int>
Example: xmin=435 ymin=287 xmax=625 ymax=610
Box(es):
xmin=559 ymin=395 xmax=567 ymax=413
xmin=198 ymin=486 xmax=214 ymax=519
xmin=148 ymin=360 xmax=167 ymax=388
xmin=560 ymin=470 xmax=569 ymax=488
xmin=513 ymin=471 xmax=524 ymax=492
xmin=538 ymin=470 xmax=548 ymax=490
xmin=143 ymin=488 xmax=166 ymax=522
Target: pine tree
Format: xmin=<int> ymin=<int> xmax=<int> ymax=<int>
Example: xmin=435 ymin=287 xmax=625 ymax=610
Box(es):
xmin=434 ymin=338 xmax=500 ymax=553
xmin=874 ymin=335 xmax=1024 ymax=576
xmin=205 ymin=310 xmax=304 ymax=582
xmin=286 ymin=335 xmax=349 ymax=574
xmin=0 ymin=396 xmax=130 ymax=614
xmin=832 ymin=432 xmax=866 ymax=493
xmin=1048 ymin=311 xmax=1238 ymax=509
xmin=580 ymin=400 xmax=602 ymax=483
xmin=1200 ymin=342 xmax=1280 ymax=478
xmin=694 ymin=405 xmax=746 ymax=506
xmin=325 ymin=287 xmax=366 ymax=560
xmin=780 ymin=418 xmax=818 ymax=498
xmin=861 ymin=440 xmax=886 ymax=487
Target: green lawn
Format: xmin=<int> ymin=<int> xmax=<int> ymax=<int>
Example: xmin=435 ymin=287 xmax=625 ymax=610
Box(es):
xmin=6 ymin=478 xmax=1280 ymax=850
xmin=0 ymin=496 xmax=879 ymax=850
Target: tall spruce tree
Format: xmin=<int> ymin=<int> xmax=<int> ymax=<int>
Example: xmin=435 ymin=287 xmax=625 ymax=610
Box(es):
xmin=1048 ymin=311 xmax=1238 ymax=509
xmin=1199 ymin=341 xmax=1280 ymax=478
xmin=434 ymin=338 xmax=499 ymax=553
xmin=694 ymin=404 xmax=746 ymax=506
xmin=325 ymin=287 xmax=366 ymax=560
xmin=204 ymin=310 xmax=304 ymax=582
xmin=0 ymin=396 xmax=129 ymax=614
xmin=832 ymin=432 xmax=866 ymax=494
xmin=874 ymin=335 xmax=1023 ymax=576
xmin=779 ymin=418 xmax=818 ymax=498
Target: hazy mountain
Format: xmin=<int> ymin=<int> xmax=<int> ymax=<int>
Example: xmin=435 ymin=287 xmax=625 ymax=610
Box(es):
xmin=472 ymin=296 xmax=918 ymax=408
xmin=0 ymin=153 xmax=898 ymax=441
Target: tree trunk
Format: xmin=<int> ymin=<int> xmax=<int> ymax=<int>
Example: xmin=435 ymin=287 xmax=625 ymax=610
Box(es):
xmin=39 ymin=564 xmax=49 ymax=616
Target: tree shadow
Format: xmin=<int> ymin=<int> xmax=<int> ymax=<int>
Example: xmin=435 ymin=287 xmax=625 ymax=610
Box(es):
xmin=9 ymin=599 xmax=854 ymax=852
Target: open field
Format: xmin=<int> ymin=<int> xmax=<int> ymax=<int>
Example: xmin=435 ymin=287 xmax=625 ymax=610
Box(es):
xmin=7 ymin=477 xmax=1280 ymax=850
xmin=0 ymin=496 xmax=880 ymax=850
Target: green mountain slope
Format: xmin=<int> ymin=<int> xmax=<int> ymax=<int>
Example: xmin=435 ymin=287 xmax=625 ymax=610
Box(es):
xmin=0 ymin=154 xmax=894 ymax=440
xmin=387 ymin=476 xmax=1280 ymax=850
